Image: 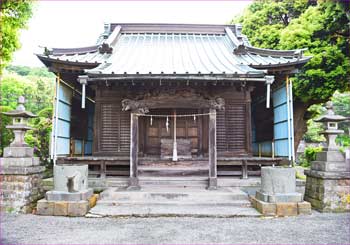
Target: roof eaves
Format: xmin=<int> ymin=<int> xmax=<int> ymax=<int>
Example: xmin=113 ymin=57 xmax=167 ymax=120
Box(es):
xmin=36 ymin=54 xmax=101 ymax=67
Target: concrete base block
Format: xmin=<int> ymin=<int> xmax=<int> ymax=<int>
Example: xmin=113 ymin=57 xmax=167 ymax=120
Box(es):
xmin=46 ymin=189 xmax=93 ymax=202
xmin=256 ymin=190 xmax=303 ymax=203
xmin=4 ymin=147 xmax=34 ymax=157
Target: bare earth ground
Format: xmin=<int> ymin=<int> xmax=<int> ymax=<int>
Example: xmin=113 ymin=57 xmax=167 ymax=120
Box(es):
xmin=1 ymin=212 xmax=349 ymax=244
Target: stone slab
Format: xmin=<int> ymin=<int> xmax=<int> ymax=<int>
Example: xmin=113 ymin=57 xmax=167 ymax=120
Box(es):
xmin=88 ymin=194 xmax=99 ymax=208
xmin=88 ymin=203 xmax=261 ymax=218
xmin=68 ymin=201 xmax=89 ymax=217
xmin=1 ymin=157 xmax=40 ymax=167
xmin=256 ymin=190 xmax=302 ymax=203
xmin=251 ymin=196 xmax=276 ymax=216
xmin=298 ymin=202 xmax=312 ymax=215
xmin=0 ymin=165 xmax=45 ymax=175
xmin=46 ymin=189 xmax=93 ymax=201
xmin=316 ymin=151 xmax=345 ymax=162
xmin=311 ymin=161 xmax=350 ymax=172
xmin=4 ymin=147 xmax=34 ymax=158
xmin=36 ymin=199 xmax=54 ymax=216
xmin=53 ymin=202 xmax=68 ymax=216
xmin=276 ymin=202 xmax=298 ymax=216
xmin=54 ymin=165 xmax=89 ymax=192
xmin=305 ymin=170 xmax=350 ymax=180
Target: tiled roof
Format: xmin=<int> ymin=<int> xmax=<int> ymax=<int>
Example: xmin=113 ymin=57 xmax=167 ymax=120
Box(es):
xmin=37 ymin=23 xmax=311 ymax=77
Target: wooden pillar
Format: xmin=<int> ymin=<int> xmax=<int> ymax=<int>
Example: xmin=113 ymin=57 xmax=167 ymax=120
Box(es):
xmin=208 ymin=108 xmax=217 ymax=190
xmin=128 ymin=112 xmax=140 ymax=190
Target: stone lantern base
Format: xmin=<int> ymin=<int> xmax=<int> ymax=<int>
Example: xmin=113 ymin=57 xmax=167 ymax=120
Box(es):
xmin=304 ymin=150 xmax=350 ymax=212
xmin=0 ymin=156 xmax=45 ymax=213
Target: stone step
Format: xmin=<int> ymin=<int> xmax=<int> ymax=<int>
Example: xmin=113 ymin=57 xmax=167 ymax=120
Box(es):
xmin=139 ymin=160 xmax=208 ymax=167
xmin=138 ymin=165 xmax=209 ymax=177
xmin=99 ymin=187 xmax=249 ymax=203
xmin=138 ymin=176 xmax=209 ymax=187
xmin=88 ymin=203 xmax=260 ymax=218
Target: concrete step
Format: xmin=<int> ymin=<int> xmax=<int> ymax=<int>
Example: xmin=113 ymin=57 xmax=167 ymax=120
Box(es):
xmin=88 ymin=203 xmax=260 ymax=218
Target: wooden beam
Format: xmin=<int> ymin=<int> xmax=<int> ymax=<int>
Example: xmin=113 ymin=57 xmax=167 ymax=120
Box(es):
xmin=127 ymin=112 xmax=140 ymax=190
xmin=208 ymin=109 xmax=217 ymax=189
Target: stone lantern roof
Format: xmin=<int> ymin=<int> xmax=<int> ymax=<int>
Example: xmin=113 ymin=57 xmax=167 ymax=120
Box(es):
xmin=314 ymin=101 xmax=347 ymax=123
xmin=2 ymin=96 xmax=37 ymax=118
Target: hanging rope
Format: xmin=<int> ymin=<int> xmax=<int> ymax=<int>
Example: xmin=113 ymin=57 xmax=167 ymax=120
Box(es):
xmin=135 ymin=112 xmax=215 ymax=117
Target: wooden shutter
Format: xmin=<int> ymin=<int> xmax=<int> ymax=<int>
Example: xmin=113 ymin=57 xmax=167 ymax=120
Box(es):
xmin=100 ymin=102 xmax=130 ymax=154
xmin=217 ymin=100 xmax=246 ymax=154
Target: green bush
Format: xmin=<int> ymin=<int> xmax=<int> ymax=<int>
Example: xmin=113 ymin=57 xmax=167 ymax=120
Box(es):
xmin=299 ymin=146 xmax=323 ymax=168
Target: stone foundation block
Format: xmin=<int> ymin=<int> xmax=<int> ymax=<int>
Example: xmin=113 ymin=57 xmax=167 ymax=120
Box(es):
xmin=88 ymin=194 xmax=99 ymax=208
xmin=36 ymin=199 xmax=54 ymax=216
xmin=67 ymin=201 xmax=89 ymax=217
xmin=53 ymin=202 xmax=68 ymax=216
xmin=298 ymin=202 xmax=312 ymax=215
xmin=252 ymin=197 xmax=276 ymax=216
xmin=276 ymin=202 xmax=298 ymax=216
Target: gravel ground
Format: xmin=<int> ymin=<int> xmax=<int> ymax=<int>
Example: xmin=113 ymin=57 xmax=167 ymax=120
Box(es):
xmin=1 ymin=212 xmax=349 ymax=244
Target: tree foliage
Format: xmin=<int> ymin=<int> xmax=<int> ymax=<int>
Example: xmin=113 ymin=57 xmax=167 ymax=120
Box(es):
xmin=0 ymin=67 xmax=54 ymax=163
xmin=0 ymin=0 xmax=33 ymax=73
xmin=233 ymin=0 xmax=350 ymax=104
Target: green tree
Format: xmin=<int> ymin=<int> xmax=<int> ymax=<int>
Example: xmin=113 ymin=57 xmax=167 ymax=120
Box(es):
xmin=0 ymin=69 xmax=54 ymax=157
xmin=0 ymin=0 xmax=33 ymax=73
xmin=233 ymin=0 xmax=350 ymax=150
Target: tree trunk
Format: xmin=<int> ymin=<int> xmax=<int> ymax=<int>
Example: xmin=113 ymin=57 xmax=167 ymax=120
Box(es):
xmin=293 ymin=101 xmax=310 ymax=154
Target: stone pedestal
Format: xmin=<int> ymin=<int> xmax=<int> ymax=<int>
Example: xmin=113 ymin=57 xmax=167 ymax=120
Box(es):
xmin=37 ymin=165 xmax=96 ymax=217
xmin=304 ymin=150 xmax=350 ymax=212
xmin=251 ymin=167 xmax=311 ymax=216
xmin=304 ymin=102 xmax=350 ymax=212
xmin=0 ymin=156 xmax=45 ymax=213
xmin=0 ymin=96 xmax=46 ymax=213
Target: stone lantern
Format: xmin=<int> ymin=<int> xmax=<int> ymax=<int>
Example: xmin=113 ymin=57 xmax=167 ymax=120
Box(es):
xmin=314 ymin=101 xmax=347 ymax=151
xmin=0 ymin=96 xmax=45 ymax=213
xmin=3 ymin=96 xmax=37 ymax=158
xmin=304 ymin=101 xmax=350 ymax=212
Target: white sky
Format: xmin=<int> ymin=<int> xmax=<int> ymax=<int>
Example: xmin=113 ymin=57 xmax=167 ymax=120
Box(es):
xmin=12 ymin=0 xmax=251 ymax=67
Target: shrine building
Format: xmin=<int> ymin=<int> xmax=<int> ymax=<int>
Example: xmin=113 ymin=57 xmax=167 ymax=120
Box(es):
xmin=37 ymin=23 xmax=310 ymax=189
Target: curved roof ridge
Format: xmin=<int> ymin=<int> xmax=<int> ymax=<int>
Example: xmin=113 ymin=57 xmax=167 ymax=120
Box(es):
xmin=245 ymin=46 xmax=307 ymax=57
xmin=49 ymin=45 xmax=99 ymax=55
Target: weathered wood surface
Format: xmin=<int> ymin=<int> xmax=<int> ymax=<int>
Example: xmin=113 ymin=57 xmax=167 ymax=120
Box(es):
xmin=128 ymin=113 xmax=139 ymax=189
xmin=160 ymin=138 xmax=192 ymax=160
xmin=208 ymin=109 xmax=217 ymax=189
xmin=121 ymin=88 xmax=225 ymax=113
